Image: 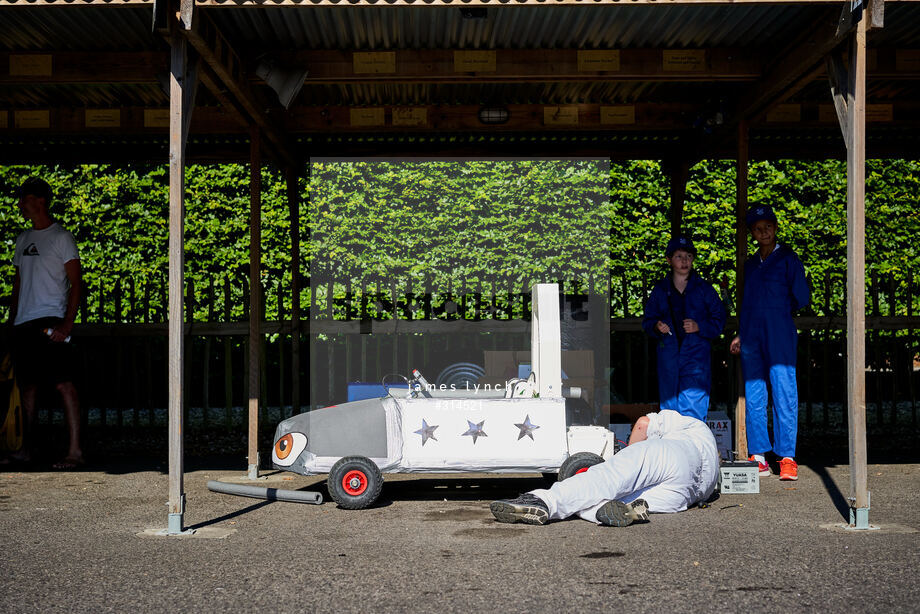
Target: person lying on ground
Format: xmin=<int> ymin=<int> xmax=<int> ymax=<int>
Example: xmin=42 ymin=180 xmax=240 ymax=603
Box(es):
xmin=490 ymin=409 xmax=719 ymax=526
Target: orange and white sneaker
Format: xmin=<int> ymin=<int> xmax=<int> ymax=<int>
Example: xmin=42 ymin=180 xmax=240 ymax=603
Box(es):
xmin=779 ymin=457 xmax=798 ymax=481
xmin=749 ymin=455 xmax=771 ymax=476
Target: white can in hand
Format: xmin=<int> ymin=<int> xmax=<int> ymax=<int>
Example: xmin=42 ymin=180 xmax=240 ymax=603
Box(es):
xmin=44 ymin=328 xmax=71 ymax=343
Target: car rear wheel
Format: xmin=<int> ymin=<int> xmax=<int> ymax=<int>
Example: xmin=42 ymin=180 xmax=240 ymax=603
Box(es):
xmin=327 ymin=456 xmax=384 ymax=509
xmin=557 ymin=452 xmax=605 ymax=481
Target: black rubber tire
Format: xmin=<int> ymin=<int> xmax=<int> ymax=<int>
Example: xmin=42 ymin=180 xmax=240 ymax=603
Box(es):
xmin=557 ymin=452 xmax=605 ymax=482
xmin=327 ymin=456 xmax=384 ymax=509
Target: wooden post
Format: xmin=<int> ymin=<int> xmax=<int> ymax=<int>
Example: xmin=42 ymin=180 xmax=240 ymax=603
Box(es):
xmin=114 ymin=278 xmax=124 ymax=428
xmin=845 ymin=15 xmax=870 ymax=526
xmin=277 ymin=282 xmax=286 ymax=413
xmin=734 ymin=120 xmax=749 ymax=460
xmin=167 ymin=26 xmax=188 ymax=534
xmin=666 ymin=160 xmax=690 ymax=238
xmin=248 ymin=127 xmax=262 ymax=480
xmin=204 ymin=275 xmax=214 ymax=424
xmin=908 ymin=271 xmax=917 ymax=426
xmin=287 ymin=165 xmax=301 ymax=415
xmin=223 ymin=278 xmax=233 ymax=426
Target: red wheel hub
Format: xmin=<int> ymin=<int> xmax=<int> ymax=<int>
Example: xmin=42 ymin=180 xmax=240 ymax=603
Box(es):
xmin=575 ymin=467 xmax=590 ymax=475
xmin=342 ymin=470 xmax=368 ymax=496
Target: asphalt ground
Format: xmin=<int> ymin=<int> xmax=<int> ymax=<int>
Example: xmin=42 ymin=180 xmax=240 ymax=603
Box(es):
xmin=1 ymin=461 xmax=918 ymax=614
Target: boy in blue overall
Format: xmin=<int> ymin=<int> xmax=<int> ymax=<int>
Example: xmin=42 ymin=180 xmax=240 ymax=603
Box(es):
xmin=730 ymin=206 xmax=810 ymax=480
xmin=642 ymin=236 xmax=726 ymax=422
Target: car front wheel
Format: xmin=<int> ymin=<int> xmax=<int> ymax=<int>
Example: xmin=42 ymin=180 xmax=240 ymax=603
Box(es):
xmin=327 ymin=456 xmax=384 ymax=509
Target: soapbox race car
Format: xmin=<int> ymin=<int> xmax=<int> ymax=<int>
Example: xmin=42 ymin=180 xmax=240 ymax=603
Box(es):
xmin=268 ymin=284 xmax=619 ymax=509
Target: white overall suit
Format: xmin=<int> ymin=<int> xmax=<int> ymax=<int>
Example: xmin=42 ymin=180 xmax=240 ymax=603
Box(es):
xmin=531 ymin=410 xmax=720 ymax=522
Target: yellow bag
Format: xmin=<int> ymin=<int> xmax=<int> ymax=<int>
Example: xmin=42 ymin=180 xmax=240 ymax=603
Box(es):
xmin=0 ymin=354 xmax=23 ymax=453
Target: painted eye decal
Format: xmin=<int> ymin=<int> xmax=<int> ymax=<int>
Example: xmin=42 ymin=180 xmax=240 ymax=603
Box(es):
xmin=272 ymin=432 xmax=307 ymax=467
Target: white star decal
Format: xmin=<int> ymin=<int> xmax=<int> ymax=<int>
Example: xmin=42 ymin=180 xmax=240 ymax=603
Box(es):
xmin=514 ymin=415 xmax=540 ymax=441
xmin=461 ymin=419 xmax=487 ymax=444
xmin=413 ymin=419 xmax=439 ymax=446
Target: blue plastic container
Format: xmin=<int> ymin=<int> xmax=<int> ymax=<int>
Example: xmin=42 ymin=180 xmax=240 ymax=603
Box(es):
xmin=347 ymin=382 xmax=410 ymax=402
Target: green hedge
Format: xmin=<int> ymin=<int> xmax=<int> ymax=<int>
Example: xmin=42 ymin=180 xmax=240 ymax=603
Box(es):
xmin=2 ymin=159 xmax=918 ymax=321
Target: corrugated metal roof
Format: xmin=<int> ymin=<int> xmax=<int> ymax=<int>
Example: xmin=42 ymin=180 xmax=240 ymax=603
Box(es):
xmin=0 ymin=7 xmax=158 ymax=51
xmin=2 ymin=1 xmax=919 ymax=160
xmin=8 ymin=3 xmax=916 ymax=54
xmin=208 ymin=5 xmax=827 ymax=51
xmin=867 ymin=3 xmax=920 ymax=45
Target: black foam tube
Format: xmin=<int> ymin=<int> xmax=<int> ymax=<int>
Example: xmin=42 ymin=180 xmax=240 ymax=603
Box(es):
xmin=207 ymin=480 xmax=323 ymax=504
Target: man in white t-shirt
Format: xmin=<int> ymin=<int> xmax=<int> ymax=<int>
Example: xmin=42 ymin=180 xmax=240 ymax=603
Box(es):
xmin=4 ymin=177 xmax=83 ymax=469
xmin=490 ymin=410 xmax=719 ymax=526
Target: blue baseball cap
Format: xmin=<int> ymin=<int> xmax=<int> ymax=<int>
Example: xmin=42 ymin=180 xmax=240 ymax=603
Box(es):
xmin=746 ymin=205 xmax=778 ymax=227
xmin=665 ymin=235 xmax=696 ymax=258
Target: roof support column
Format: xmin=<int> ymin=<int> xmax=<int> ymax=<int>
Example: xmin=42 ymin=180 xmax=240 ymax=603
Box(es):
xmin=166 ymin=24 xmax=194 ymax=535
xmin=844 ymin=13 xmax=870 ymax=529
xmin=287 ymin=165 xmax=301 ymax=415
xmin=665 ymin=160 xmax=690 ymax=238
xmin=828 ymin=3 xmax=876 ymax=529
xmin=248 ymin=128 xmax=263 ymax=480
xmin=734 ymin=120 xmax=749 ymax=460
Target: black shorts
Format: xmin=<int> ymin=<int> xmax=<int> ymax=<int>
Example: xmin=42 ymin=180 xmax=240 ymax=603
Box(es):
xmin=11 ymin=317 xmax=76 ymax=389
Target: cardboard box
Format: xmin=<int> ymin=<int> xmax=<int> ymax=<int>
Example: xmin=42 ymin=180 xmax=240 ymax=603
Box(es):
xmin=483 ymin=351 xmax=532 ymax=381
xmin=706 ymin=411 xmax=732 ymax=460
xmin=483 ymin=350 xmax=594 ymax=378
xmin=718 ymin=460 xmax=760 ymax=494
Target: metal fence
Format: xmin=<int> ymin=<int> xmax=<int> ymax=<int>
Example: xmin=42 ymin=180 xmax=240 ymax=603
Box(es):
xmin=3 ymin=270 xmax=919 ymax=442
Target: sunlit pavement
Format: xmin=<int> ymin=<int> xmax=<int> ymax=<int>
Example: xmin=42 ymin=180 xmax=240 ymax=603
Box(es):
xmin=1 ymin=464 xmax=918 ymax=613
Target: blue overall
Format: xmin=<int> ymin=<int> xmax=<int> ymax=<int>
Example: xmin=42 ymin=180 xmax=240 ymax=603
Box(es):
xmin=642 ymin=272 xmax=727 ymax=421
xmin=739 ymin=244 xmax=810 ymax=458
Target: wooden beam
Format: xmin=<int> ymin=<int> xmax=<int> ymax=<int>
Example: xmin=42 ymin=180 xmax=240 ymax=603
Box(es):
xmin=288 ymin=103 xmax=702 ymax=132
xmin=283 ymin=48 xmax=761 ymax=84
xmin=734 ymin=120 xmax=749 ymax=461
xmin=179 ymin=6 xmax=297 ymax=166
xmin=846 ymin=13 xmax=870 ymax=525
xmin=0 ymin=105 xmax=245 ymax=133
xmin=835 ymin=0 xmax=860 ymax=40
xmin=836 ymin=0 xmax=884 ymax=37
xmin=3 ymin=46 xmax=918 ymax=86
xmin=0 ymin=48 xmax=758 ymax=85
xmin=181 ymin=54 xmax=199 ymax=144
xmin=0 ymin=52 xmax=164 ymax=84
xmin=166 ymin=24 xmax=189 ymax=535
xmin=736 ymin=8 xmax=846 ymax=122
xmin=196 ymin=63 xmax=251 ymax=128
xmin=287 ymin=165 xmax=301 ymax=415
xmin=664 ymin=160 xmax=690 ymax=237
xmin=4 ymin=100 xmax=919 ymax=136
xmin=827 ymin=50 xmax=850 ymax=142
xmin=0 ymin=103 xmax=703 ymax=133
xmin=868 ymin=0 xmax=886 ymax=29
xmin=248 ymin=126 xmax=262 ymax=480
